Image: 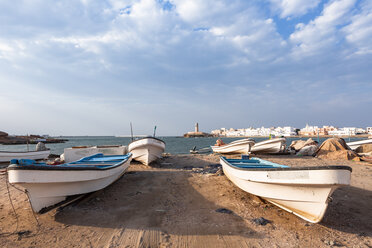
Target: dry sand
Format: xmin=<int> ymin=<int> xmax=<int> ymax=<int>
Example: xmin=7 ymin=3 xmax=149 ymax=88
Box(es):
xmin=0 ymin=154 xmax=371 ymax=248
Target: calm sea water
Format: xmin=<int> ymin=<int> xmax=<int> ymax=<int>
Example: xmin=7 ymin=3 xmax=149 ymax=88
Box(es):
xmin=0 ymin=136 xmax=367 ymax=155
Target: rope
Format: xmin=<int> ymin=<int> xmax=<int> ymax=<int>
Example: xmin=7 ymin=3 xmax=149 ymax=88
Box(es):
xmin=3 ymin=171 xmax=19 ymax=236
xmin=1 ymin=170 xmax=41 ymax=238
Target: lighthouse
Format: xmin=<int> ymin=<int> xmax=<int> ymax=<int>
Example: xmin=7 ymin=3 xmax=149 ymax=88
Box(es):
xmin=183 ymin=122 xmax=211 ymax=137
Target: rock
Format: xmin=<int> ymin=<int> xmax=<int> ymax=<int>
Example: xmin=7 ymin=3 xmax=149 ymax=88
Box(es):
xmin=290 ymin=138 xmax=318 ymax=151
xmin=296 ymin=145 xmax=318 ymax=156
xmin=316 ymin=138 xmax=360 ymax=160
xmin=252 ymin=217 xmax=271 ymax=226
xmin=215 ymin=208 xmax=233 ymax=214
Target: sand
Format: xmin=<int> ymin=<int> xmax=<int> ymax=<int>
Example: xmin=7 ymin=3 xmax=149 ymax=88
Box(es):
xmin=0 ymin=154 xmax=371 ymax=248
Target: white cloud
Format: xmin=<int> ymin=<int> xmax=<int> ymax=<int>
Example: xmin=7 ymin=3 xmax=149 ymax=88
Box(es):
xmin=173 ymin=0 xmax=228 ymax=23
xmin=343 ymin=0 xmax=372 ymax=55
xmin=269 ymin=0 xmax=321 ymax=18
xmin=289 ymin=0 xmax=356 ymax=57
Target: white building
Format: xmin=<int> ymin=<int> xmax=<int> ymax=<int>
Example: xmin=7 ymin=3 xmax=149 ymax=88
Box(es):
xmin=328 ymin=127 xmax=356 ymax=136
xmin=367 ymin=127 xmax=372 ymax=134
xmin=213 ymin=126 xmax=297 ymax=137
xmin=273 ymin=126 xmax=297 ymax=136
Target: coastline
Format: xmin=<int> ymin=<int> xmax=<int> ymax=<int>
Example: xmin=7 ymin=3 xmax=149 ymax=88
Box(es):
xmin=1 ymin=154 xmax=371 ymax=247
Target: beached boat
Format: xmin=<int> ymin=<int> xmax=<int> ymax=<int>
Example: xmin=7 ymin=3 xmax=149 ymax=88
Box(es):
xmin=346 ymin=138 xmax=372 ymax=150
xmin=0 ymin=150 xmax=50 ymax=162
xmin=220 ymin=156 xmax=351 ymax=223
xmin=7 ymin=153 xmax=132 ymax=213
xmin=61 ymin=145 xmax=127 ymax=163
xmin=211 ymin=139 xmax=255 ymax=154
xmin=128 ymin=137 xmax=165 ymax=165
xmin=251 ymin=137 xmax=286 ymax=154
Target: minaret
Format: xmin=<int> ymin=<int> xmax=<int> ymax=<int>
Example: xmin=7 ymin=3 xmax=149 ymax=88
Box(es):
xmin=195 ymin=123 xmax=199 ymax=133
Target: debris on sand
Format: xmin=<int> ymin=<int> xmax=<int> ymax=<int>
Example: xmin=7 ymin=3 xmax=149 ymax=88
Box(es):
xmin=215 ymin=208 xmax=233 ymax=214
xmin=17 ymin=230 xmax=32 ymax=240
xmin=252 ymin=217 xmax=272 ymax=226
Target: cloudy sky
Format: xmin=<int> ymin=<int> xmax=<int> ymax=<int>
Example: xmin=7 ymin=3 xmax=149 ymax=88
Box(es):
xmin=0 ymin=0 xmax=371 ymax=136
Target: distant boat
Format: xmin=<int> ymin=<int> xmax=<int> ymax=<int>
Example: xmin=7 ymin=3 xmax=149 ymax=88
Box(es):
xmin=128 ymin=137 xmax=165 ymax=165
xmin=0 ymin=150 xmax=50 ymax=162
xmin=251 ymin=137 xmax=286 ymax=154
xmin=346 ymin=138 xmax=372 ymax=150
xmin=61 ymin=145 xmax=127 ymax=163
xmin=211 ymin=138 xmax=255 ymax=154
xmin=220 ymin=156 xmax=351 ymax=223
xmin=190 ymin=146 xmax=211 ymax=154
xmin=7 ymin=153 xmax=132 ymax=213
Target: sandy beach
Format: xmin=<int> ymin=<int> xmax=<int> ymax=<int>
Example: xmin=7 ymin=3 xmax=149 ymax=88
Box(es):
xmin=1 ymin=154 xmax=371 ymax=247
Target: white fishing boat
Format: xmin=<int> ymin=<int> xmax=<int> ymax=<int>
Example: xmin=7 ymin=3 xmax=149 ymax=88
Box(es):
xmin=211 ymin=138 xmax=255 ymax=154
xmin=0 ymin=150 xmax=50 ymax=162
xmin=61 ymin=145 xmax=127 ymax=163
xmin=251 ymin=137 xmax=286 ymax=154
xmin=346 ymin=138 xmax=372 ymax=150
xmin=7 ymin=153 xmax=132 ymax=213
xmin=128 ymin=137 xmax=165 ymax=165
xmin=220 ymin=156 xmax=351 ymax=223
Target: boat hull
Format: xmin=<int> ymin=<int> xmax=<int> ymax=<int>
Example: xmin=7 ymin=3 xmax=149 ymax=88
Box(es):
xmin=7 ymin=154 xmax=132 ymax=212
xmin=220 ymin=157 xmax=351 ymax=223
xmin=251 ymin=138 xmax=286 ymax=154
xmin=0 ymin=150 xmax=50 ymax=162
xmin=128 ymin=137 xmax=165 ymax=165
xmin=346 ymin=139 xmax=372 ymax=150
xmin=212 ymin=139 xmax=255 ymax=154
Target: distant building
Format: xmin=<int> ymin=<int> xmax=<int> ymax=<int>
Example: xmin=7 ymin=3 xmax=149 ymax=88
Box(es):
xmin=367 ymin=127 xmax=372 ymax=134
xmin=210 ymin=125 xmax=369 ymax=137
xmin=328 ymin=127 xmax=356 ymax=136
xmin=298 ymin=124 xmax=318 ymax=136
xmin=212 ymin=126 xmax=297 ymax=137
xmin=0 ymin=131 xmax=8 ymax=137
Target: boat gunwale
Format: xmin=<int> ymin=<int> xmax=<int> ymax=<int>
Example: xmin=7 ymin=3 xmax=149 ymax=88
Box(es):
xmin=212 ymin=139 xmax=254 ymax=147
xmin=251 ymin=137 xmax=286 ymax=147
xmin=128 ymin=137 xmax=166 ymax=146
xmin=7 ymin=154 xmax=132 ymax=171
xmin=0 ymin=150 xmax=50 ymax=154
xmin=221 ymin=157 xmax=352 ymax=172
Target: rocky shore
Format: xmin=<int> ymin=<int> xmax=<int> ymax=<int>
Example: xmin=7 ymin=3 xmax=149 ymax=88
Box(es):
xmin=0 ymin=131 xmax=67 ymax=145
xmin=0 ymin=154 xmax=371 ymax=247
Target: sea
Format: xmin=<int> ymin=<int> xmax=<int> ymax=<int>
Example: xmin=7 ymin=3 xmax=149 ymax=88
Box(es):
xmin=0 ymin=136 xmax=367 ymax=155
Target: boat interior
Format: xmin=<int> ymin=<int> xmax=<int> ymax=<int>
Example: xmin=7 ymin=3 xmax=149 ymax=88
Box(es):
xmin=9 ymin=153 xmax=132 ymax=170
xmin=223 ymin=157 xmax=288 ymax=169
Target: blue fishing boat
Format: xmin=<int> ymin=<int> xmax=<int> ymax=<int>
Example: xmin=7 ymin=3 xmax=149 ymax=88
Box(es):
xmin=7 ymin=153 xmax=132 ymax=212
xmin=220 ymin=155 xmax=352 ymax=223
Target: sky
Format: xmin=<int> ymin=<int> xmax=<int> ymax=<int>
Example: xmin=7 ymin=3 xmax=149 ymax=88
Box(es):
xmin=0 ymin=0 xmax=371 ymax=136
